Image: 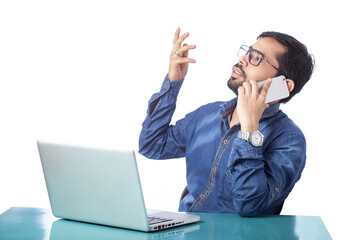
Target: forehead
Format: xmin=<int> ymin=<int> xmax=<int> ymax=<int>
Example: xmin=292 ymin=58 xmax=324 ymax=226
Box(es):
xmin=251 ymin=37 xmax=287 ymax=63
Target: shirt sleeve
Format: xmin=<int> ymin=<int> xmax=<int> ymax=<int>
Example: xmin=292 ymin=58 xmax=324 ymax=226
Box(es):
xmin=139 ymin=74 xmax=187 ymax=159
xmin=228 ymin=131 xmax=306 ymax=216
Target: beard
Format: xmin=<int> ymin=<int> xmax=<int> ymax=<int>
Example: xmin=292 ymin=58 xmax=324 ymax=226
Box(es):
xmin=227 ymin=64 xmax=247 ymax=95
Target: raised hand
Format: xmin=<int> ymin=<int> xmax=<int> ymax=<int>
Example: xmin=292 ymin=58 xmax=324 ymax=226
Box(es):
xmin=168 ymin=28 xmax=196 ymax=81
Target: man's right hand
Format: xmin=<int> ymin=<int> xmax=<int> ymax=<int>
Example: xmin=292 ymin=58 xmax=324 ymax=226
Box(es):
xmin=168 ymin=28 xmax=196 ymax=81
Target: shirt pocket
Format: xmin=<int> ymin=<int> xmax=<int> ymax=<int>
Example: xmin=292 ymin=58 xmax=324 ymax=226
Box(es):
xmin=218 ymin=168 xmax=234 ymax=205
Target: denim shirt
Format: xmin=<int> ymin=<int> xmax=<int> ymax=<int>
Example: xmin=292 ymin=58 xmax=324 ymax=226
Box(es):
xmin=139 ymin=75 xmax=306 ymax=216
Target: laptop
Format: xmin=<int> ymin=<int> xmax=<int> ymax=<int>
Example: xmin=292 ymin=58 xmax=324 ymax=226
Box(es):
xmin=37 ymin=140 xmax=200 ymax=232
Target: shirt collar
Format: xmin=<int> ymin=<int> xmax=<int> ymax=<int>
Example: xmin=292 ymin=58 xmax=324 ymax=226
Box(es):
xmin=220 ymin=98 xmax=280 ymax=119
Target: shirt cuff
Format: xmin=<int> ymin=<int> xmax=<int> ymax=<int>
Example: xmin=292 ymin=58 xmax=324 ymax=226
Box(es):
xmin=162 ymin=74 xmax=184 ymax=97
xmin=233 ymin=138 xmax=263 ymax=156
xmin=228 ymin=138 xmax=264 ymax=171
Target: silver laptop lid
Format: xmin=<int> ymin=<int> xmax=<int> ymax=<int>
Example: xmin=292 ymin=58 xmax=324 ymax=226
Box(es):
xmin=38 ymin=140 xmax=150 ymax=231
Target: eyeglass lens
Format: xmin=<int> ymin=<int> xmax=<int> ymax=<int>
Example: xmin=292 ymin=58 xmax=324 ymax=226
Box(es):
xmin=239 ymin=46 xmax=263 ymax=66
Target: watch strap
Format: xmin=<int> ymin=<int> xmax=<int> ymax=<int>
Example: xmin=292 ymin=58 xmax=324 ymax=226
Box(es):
xmin=238 ymin=130 xmax=264 ymax=146
xmin=238 ymin=131 xmax=250 ymax=141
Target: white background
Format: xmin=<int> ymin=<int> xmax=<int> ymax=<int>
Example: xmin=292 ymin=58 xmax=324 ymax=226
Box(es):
xmin=0 ymin=0 xmax=359 ymax=239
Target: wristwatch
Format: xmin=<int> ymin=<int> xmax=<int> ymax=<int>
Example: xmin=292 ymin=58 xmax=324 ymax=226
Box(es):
xmin=238 ymin=130 xmax=264 ymax=147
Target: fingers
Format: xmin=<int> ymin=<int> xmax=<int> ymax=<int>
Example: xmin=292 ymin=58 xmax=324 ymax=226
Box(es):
xmin=240 ymin=81 xmax=251 ymax=95
xmin=238 ymin=79 xmax=271 ymax=106
xmin=238 ymin=80 xmax=256 ymax=96
xmin=173 ymin=28 xmax=180 ymax=45
xmin=171 ymin=56 xmax=196 ymax=64
xmin=172 ymin=28 xmax=195 ymax=54
xmin=173 ymin=44 xmax=197 ymax=57
xmin=173 ymin=28 xmax=190 ymax=50
xmin=171 ymin=28 xmax=196 ymax=63
xmin=168 ymin=28 xmax=196 ymax=81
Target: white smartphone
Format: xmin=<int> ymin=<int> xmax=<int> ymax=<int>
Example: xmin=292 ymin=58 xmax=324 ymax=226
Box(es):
xmin=258 ymin=75 xmax=289 ymax=104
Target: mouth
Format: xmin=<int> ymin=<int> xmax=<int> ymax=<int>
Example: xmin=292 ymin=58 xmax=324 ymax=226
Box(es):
xmin=231 ymin=65 xmax=245 ymax=79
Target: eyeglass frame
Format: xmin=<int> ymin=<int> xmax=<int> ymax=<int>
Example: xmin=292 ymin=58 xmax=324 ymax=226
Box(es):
xmin=237 ymin=45 xmax=286 ymax=78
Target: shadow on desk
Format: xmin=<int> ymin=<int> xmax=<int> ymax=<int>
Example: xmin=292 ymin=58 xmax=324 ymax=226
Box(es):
xmin=200 ymin=213 xmax=298 ymax=240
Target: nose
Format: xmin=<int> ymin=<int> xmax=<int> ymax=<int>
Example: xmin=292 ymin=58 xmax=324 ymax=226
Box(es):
xmin=238 ymin=54 xmax=248 ymax=67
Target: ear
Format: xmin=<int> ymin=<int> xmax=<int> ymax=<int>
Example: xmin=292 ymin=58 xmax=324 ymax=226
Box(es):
xmin=286 ymin=79 xmax=295 ymax=93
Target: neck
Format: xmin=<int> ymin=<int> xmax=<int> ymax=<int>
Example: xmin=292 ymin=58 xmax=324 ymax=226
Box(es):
xmin=229 ymin=106 xmax=239 ymax=129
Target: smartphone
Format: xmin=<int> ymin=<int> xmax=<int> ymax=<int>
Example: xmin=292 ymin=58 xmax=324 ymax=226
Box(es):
xmin=258 ymin=75 xmax=289 ymax=104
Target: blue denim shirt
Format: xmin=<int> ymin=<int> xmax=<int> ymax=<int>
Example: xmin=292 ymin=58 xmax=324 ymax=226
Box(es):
xmin=139 ymin=75 xmax=306 ymax=216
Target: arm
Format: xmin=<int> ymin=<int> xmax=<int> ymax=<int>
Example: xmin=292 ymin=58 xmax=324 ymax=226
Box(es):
xmin=229 ymin=131 xmax=306 ymax=216
xmin=139 ymin=28 xmax=196 ymax=159
xmin=139 ymin=76 xmax=186 ymax=159
xmin=231 ymin=79 xmax=305 ymax=216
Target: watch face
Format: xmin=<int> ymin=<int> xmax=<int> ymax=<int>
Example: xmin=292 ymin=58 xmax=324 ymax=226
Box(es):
xmin=250 ymin=132 xmax=263 ymax=146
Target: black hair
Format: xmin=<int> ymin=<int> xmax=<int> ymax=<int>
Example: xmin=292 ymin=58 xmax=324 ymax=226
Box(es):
xmin=257 ymin=32 xmax=315 ymax=103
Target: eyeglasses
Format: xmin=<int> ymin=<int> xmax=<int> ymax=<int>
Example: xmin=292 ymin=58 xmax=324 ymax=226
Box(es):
xmin=237 ymin=45 xmax=285 ymax=77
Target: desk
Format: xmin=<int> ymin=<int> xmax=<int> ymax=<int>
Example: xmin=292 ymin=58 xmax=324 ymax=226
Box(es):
xmin=0 ymin=207 xmax=331 ymax=240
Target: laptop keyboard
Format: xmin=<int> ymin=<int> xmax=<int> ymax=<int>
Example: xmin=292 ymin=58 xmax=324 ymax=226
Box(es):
xmin=148 ymin=216 xmax=172 ymax=225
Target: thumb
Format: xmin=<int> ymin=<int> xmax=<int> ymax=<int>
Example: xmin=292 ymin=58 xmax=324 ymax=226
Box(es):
xmin=260 ymin=78 xmax=272 ymax=98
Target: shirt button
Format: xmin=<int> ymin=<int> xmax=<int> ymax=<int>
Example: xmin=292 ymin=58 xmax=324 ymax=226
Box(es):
xmin=200 ymin=194 xmax=205 ymax=199
xmin=212 ymin=167 xmax=216 ymax=172
xmin=223 ymin=140 xmax=228 ymax=144
xmin=164 ymin=84 xmax=168 ymax=89
xmin=275 ymin=187 xmax=279 ymax=192
xmin=272 ymin=194 xmax=275 ymax=199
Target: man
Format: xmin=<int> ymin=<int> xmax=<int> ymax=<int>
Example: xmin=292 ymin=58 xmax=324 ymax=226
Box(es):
xmin=139 ymin=28 xmax=314 ymax=216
